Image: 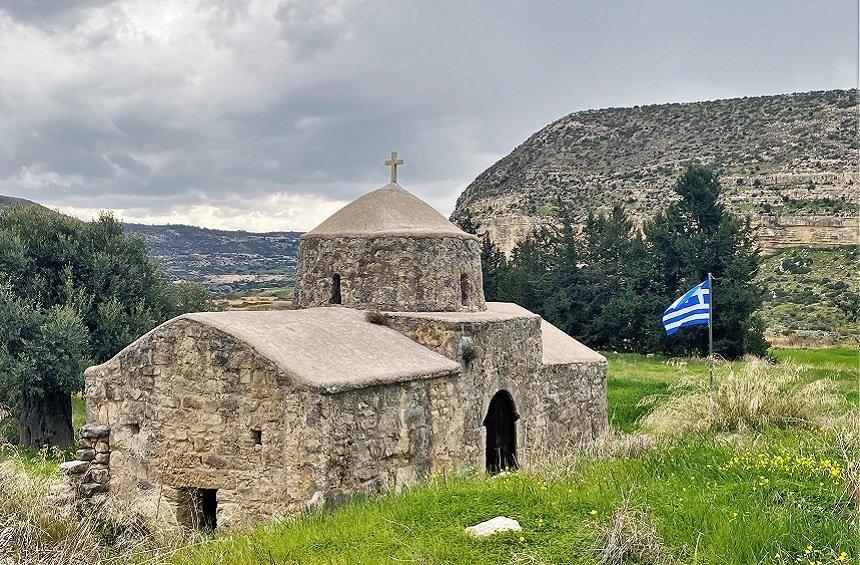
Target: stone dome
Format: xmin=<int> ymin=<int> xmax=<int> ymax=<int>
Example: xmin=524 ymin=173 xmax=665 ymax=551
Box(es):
xmin=304 ymin=182 xmax=474 ymax=239
xmin=293 ymin=182 xmax=485 ymax=312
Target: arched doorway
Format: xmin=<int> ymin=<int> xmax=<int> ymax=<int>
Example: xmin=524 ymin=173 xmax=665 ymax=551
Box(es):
xmin=483 ymin=390 xmax=519 ymax=474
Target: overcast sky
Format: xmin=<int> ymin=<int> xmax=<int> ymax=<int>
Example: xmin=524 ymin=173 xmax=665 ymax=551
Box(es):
xmin=0 ymin=1 xmax=856 ymax=231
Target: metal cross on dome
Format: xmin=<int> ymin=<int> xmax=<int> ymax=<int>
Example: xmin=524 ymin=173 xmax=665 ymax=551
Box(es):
xmin=385 ymin=151 xmax=404 ymax=183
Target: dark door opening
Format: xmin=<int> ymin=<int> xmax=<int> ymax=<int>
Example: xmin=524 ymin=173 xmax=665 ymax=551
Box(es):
xmin=460 ymin=273 xmax=469 ymax=305
xmin=199 ymin=488 xmax=217 ymax=530
xmin=330 ymin=274 xmax=342 ymax=304
xmin=177 ymin=487 xmax=218 ymax=531
xmin=483 ymin=390 xmax=519 ymax=474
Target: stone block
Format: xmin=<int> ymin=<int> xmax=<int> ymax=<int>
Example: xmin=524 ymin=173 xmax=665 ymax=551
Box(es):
xmin=202 ymin=453 xmax=227 ymax=469
xmin=59 ymin=460 xmax=90 ymax=475
xmin=49 ymin=483 xmax=77 ymax=504
xmin=80 ymin=424 xmax=110 ymax=439
xmin=94 ymin=440 xmax=110 ymax=453
xmin=90 ymin=467 xmax=110 ymax=484
xmin=305 ymin=490 xmax=325 ymax=514
xmin=75 ymin=448 xmax=96 ymax=461
xmin=79 ymin=482 xmax=106 ymax=497
xmin=182 ymin=395 xmax=202 ymax=409
xmin=94 ymin=452 xmax=110 ymax=465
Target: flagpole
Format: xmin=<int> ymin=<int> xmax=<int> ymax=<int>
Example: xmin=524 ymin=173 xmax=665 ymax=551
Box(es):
xmin=708 ymin=272 xmax=714 ymax=390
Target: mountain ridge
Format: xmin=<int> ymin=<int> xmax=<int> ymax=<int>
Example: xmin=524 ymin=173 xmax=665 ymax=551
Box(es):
xmin=453 ymin=88 xmax=858 ymax=254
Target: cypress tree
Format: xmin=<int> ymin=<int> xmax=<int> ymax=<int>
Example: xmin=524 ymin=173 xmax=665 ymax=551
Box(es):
xmin=645 ymin=165 xmax=766 ymax=358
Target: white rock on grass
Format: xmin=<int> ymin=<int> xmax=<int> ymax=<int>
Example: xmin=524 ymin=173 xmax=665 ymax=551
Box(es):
xmin=464 ymin=516 xmax=522 ymax=537
xmin=59 ymin=460 xmax=90 ymax=475
xmin=305 ymin=490 xmax=325 ymax=514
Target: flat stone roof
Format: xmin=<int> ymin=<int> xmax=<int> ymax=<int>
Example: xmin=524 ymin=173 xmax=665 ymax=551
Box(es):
xmin=303 ymin=182 xmax=476 ymax=239
xmin=540 ymin=319 xmax=606 ymax=365
xmin=386 ymin=302 xmax=540 ymax=323
xmin=490 ymin=303 xmax=605 ymax=364
xmin=178 ymin=308 xmax=461 ymax=393
xmin=389 ymin=302 xmax=605 ymax=365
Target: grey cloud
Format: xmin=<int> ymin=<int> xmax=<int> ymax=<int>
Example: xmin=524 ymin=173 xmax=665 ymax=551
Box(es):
xmin=274 ymin=0 xmax=350 ymax=60
xmin=107 ymin=152 xmax=151 ymax=176
xmin=0 ymin=0 xmax=856 ymax=229
xmin=0 ymin=0 xmax=117 ymax=27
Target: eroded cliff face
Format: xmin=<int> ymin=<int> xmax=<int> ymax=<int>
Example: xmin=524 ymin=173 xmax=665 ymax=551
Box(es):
xmin=453 ymin=90 xmax=858 ymax=255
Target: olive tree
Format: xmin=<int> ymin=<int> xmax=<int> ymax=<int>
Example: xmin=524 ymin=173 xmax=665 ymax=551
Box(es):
xmin=0 ymin=205 xmax=209 ymax=447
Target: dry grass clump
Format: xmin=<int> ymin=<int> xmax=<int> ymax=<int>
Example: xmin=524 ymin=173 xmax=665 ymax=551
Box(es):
xmin=524 ymin=429 xmax=654 ymax=482
xmin=0 ymin=452 xmax=180 ymax=565
xmin=509 ymin=550 xmax=549 ymax=565
xmin=639 ymin=359 xmax=839 ymax=436
xmin=364 ymin=310 xmax=389 ymax=325
xmin=832 ymin=408 xmax=860 ymax=511
xmin=597 ymin=500 xmax=669 ymax=565
xmin=459 ymin=337 xmax=478 ymax=364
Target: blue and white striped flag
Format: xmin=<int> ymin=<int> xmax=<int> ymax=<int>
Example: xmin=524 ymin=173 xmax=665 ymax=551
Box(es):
xmin=663 ymin=279 xmax=711 ymax=335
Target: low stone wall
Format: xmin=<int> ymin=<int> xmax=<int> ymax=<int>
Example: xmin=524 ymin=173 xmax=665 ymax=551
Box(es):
xmin=56 ymin=424 xmax=112 ymax=501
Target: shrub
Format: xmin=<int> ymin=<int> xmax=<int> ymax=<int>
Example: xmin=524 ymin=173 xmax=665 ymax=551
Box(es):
xmin=639 ymin=358 xmax=839 ymax=436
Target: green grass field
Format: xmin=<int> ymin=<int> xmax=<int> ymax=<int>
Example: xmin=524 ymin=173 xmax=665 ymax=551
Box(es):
xmin=2 ymin=348 xmax=857 ymax=564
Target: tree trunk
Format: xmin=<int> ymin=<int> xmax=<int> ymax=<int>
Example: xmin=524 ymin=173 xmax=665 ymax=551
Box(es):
xmin=19 ymin=390 xmax=74 ymax=448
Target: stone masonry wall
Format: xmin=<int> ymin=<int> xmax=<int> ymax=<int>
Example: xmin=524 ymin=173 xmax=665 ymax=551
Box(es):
xmin=385 ymin=312 xmax=607 ymax=466
xmin=83 ymin=317 xmax=485 ymax=528
xmin=293 ymin=235 xmax=485 ymax=312
xmin=84 ymin=319 xmax=317 ymax=528
xmin=528 ymin=363 xmax=607 ymax=452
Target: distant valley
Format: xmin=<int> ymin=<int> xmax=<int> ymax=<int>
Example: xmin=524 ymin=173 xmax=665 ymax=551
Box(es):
xmin=123 ymin=223 xmax=301 ymax=296
xmin=0 ymin=195 xmax=300 ymax=296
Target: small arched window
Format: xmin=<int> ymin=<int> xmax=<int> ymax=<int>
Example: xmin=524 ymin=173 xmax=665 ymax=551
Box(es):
xmin=330 ymin=274 xmax=342 ymax=304
xmin=460 ymin=274 xmax=469 ymax=305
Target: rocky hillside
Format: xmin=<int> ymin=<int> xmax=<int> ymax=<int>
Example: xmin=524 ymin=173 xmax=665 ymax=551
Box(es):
xmin=0 ymin=196 xmax=300 ymax=296
xmin=454 ymin=89 xmax=858 ymax=254
xmin=756 ymin=246 xmax=858 ymax=345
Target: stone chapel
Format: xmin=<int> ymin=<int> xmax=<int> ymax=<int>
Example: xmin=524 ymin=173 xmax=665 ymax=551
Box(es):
xmin=74 ymin=155 xmax=608 ymax=530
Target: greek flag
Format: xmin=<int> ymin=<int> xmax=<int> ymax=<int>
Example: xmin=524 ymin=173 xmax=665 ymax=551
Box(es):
xmin=663 ymin=279 xmax=711 ymax=335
